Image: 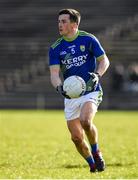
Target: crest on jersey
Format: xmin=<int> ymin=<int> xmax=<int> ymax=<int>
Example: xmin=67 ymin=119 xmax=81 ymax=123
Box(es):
xmin=80 ymin=45 xmax=85 ymax=52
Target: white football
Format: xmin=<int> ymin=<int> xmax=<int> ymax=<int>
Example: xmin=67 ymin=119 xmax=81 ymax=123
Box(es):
xmin=63 ymin=75 xmax=86 ymax=98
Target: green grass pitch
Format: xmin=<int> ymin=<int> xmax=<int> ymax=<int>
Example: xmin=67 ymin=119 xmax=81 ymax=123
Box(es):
xmin=0 ymin=110 xmax=138 ymax=179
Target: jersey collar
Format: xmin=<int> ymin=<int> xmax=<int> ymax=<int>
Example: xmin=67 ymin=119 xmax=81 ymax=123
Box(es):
xmin=63 ymin=30 xmax=79 ymax=42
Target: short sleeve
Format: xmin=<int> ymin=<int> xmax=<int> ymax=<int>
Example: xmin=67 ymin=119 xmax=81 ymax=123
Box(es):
xmin=49 ymin=47 xmax=60 ymax=66
xmin=90 ymin=36 xmax=105 ymax=58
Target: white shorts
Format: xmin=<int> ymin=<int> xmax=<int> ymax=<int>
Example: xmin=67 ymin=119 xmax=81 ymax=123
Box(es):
xmin=64 ymin=91 xmax=103 ymax=121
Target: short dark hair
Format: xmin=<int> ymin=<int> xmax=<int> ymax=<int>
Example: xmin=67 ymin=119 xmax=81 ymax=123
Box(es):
xmin=59 ymin=9 xmax=81 ymax=25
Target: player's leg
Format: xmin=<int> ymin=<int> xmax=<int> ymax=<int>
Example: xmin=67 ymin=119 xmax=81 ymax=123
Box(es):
xmin=80 ymin=102 xmax=98 ymax=145
xmin=80 ymin=101 xmax=105 ymax=171
xmin=67 ymin=118 xmax=96 ymax=172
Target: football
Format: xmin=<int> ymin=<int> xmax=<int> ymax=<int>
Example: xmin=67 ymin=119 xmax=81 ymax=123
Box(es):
xmin=63 ymin=75 xmax=86 ymax=98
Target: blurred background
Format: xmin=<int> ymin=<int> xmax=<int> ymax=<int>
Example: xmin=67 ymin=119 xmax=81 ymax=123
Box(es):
xmin=0 ymin=0 xmax=138 ymax=110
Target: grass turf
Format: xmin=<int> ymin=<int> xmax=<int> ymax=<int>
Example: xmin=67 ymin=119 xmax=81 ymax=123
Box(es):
xmin=0 ymin=110 xmax=138 ymax=179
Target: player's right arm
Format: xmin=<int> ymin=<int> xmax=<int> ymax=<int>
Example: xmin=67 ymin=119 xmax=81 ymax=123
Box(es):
xmin=50 ymin=65 xmax=62 ymax=88
xmin=49 ymin=45 xmax=62 ymax=88
xmin=49 ymin=46 xmax=70 ymax=98
xmin=50 ymin=65 xmax=70 ymax=99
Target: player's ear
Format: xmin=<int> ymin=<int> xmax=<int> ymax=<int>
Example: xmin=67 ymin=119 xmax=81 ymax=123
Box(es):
xmin=71 ymin=22 xmax=78 ymax=29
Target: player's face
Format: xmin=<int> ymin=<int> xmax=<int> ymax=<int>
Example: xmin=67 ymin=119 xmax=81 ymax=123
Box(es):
xmin=58 ymin=14 xmax=75 ymax=37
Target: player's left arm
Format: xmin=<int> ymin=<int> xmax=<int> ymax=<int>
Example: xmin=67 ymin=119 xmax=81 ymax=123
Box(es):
xmin=89 ymin=35 xmax=110 ymax=77
xmin=88 ymin=36 xmax=110 ymax=90
xmin=88 ymin=54 xmax=110 ymax=91
xmin=96 ymin=54 xmax=110 ymax=77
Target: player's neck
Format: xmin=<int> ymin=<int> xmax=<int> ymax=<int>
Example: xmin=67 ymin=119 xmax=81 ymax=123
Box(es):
xmin=63 ymin=29 xmax=79 ymax=41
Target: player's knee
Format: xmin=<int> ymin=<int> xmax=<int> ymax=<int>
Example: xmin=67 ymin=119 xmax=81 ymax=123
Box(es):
xmin=71 ymin=135 xmax=83 ymax=145
xmin=81 ymin=120 xmax=91 ymax=131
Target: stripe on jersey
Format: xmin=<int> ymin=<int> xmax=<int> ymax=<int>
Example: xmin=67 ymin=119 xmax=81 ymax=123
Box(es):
xmin=51 ymin=37 xmax=63 ymax=49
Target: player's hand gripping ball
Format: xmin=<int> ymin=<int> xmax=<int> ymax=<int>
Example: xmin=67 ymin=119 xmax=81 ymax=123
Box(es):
xmin=88 ymin=72 xmax=100 ymax=91
xmin=63 ymin=75 xmax=86 ymax=98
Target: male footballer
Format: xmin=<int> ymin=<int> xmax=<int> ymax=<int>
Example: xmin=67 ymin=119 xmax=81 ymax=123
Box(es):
xmin=49 ymin=9 xmax=110 ymax=172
